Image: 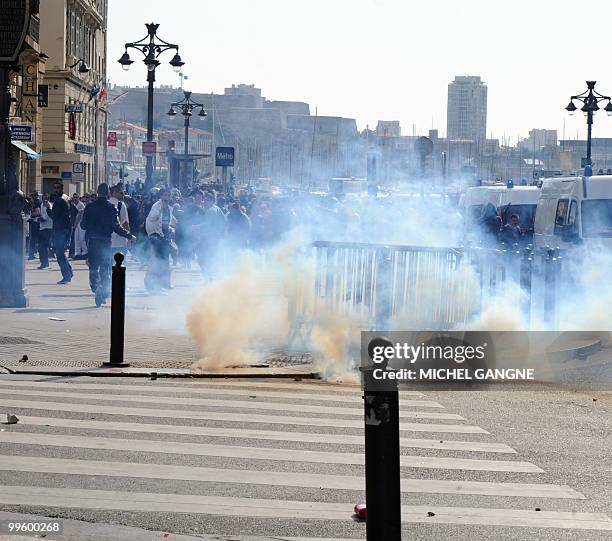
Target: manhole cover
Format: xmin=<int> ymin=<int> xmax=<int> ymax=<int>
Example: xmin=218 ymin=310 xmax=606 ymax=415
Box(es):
xmin=0 ymin=337 xmax=43 ymax=345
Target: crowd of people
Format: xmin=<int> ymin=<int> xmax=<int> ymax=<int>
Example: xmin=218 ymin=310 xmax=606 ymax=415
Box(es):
xmin=23 ymin=181 xmax=307 ymax=306
xmin=25 ymin=181 xmax=520 ymax=306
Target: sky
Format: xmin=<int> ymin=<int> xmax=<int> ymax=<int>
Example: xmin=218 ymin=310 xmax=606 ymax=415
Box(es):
xmin=107 ymin=0 xmax=612 ymax=141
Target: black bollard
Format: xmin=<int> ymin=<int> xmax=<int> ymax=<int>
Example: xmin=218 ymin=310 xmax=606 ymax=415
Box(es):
xmin=103 ymin=253 xmax=130 ymax=368
xmin=363 ymin=337 xmax=401 ymax=541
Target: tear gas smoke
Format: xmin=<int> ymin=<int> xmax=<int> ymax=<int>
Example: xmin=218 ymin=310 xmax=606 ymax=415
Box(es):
xmin=180 ymin=182 xmax=610 ymax=381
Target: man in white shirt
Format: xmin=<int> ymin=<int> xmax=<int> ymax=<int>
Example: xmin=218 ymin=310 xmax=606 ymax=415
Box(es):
xmin=38 ymin=193 xmax=53 ymax=269
xmin=145 ymin=188 xmax=176 ymax=292
xmin=109 ymin=183 xmax=130 ymax=255
xmin=73 ymin=195 xmax=87 ymax=259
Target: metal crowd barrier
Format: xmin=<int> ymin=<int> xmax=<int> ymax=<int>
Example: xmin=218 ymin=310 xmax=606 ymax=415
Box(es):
xmin=288 ymin=241 xmax=562 ymax=344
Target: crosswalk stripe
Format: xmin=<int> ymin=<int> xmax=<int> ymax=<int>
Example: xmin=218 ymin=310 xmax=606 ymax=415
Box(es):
xmin=170 ymin=379 xmax=425 ymax=396
xmin=0 ymin=433 xmax=541 ymax=472
xmin=0 ymin=381 xmax=430 ymax=405
xmin=13 ymin=416 xmax=516 ymax=453
xmin=1 ymin=486 xmax=610 ymax=529
xmin=0 ymin=399 xmax=487 ymax=433
xmin=0 ymin=455 xmax=579 ymax=498
xmin=0 ymin=389 xmax=456 ymax=420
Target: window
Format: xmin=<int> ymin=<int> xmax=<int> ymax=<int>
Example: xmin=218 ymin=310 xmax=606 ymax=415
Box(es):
xmin=554 ymin=199 xmax=569 ymax=234
xmin=582 ymin=199 xmax=612 ymax=238
xmin=568 ymin=200 xmax=577 ymax=226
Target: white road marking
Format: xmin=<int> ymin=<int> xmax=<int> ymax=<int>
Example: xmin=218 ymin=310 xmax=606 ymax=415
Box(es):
xmin=0 ymin=381 xmax=431 ymax=405
xmin=0 ymin=433 xmax=542 ymax=471
xmin=0 ymin=455 xmax=581 ymax=498
xmin=13 ymin=415 xmax=515 ymax=453
xmin=0 ymin=399 xmax=487 ymax=433
xmin=0 ymin=389 xmax=457 ymax=420
xmin=1 ymin=486 xmax=610 ymax=529
xmin=160 ymin=379 xmax=425 ymax=396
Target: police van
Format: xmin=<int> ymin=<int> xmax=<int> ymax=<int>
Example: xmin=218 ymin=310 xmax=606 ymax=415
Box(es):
xmin=461 ymin=184 xmax=541 ymax=243
xmin=534 ymin=175 xmax=612 ymax=249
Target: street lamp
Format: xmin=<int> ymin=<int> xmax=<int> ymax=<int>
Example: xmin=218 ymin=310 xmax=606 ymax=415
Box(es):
xmin=167 ymin=90 xmax=207 ymax=156
xmin=68 ymin=58 xmax=91 ymax=74
xmin=566 ymin=81 xmax=612 ymax=169
xmin=118 ymin=23 xmax=184 ymax=188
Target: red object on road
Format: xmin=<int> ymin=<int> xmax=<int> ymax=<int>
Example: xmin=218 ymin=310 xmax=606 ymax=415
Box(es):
xmin=354 ymin=502 xmax=367 ymax=520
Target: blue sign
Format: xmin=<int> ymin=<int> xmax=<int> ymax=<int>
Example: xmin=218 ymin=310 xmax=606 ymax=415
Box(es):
xmin=75 ymin=143 xmax=95 ymax=154
xmin=61 ymin=172 xmax=72 ymax=179
xmin=10 ymin=124 xmax=32 ymax=141
xmin=65 ymin=103 xmax=83 ymax=113
xmin=215 ymin=146 xmax=235 ymax=167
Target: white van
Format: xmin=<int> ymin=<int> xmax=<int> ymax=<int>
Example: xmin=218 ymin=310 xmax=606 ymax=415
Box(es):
xmin=461 ymin=185 xmax=540 ymax=242
xmin=534 ymin=175 xmax=612 ymax=250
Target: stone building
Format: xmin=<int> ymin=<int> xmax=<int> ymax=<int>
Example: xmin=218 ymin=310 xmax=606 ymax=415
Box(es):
xmin=39 ymin=0 xmax=108 ymax=194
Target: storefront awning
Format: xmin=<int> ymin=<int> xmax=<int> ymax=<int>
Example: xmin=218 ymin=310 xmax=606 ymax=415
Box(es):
xmin=11 ymin=141 xmax=41 ymax=160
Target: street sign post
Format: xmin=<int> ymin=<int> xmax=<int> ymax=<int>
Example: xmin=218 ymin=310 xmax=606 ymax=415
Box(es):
xmin=216 ymin=147 xmax=235 ymax=194
xmin=215 ymin=146 xmax=235 ymax=167
xmin=72 ymin=162 xmax=85 ymax=182
xmin=108 ymin=131 xmax=117 ymax=147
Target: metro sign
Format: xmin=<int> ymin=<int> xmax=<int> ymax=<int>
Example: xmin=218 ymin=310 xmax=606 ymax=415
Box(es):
xmin=215 ymin=146 xmax=235 ymax=167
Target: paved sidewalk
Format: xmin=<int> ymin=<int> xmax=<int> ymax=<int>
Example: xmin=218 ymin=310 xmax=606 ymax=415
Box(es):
xmin=0 ymin=259 xmax=307 ymax=371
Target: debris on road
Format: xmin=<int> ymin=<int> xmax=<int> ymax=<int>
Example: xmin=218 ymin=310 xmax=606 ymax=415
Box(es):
xmin=19 ymin=354 xmax=28 ymax=362
xmin=354 ymin=502 xmax=366 ymax=520
xmin=427 ymin=511 xmax=436 ymax=517
xmin=48 ymin=317 xmax=66 ymax=322
xmin=5 ymin=414 xmax=19 ymax=424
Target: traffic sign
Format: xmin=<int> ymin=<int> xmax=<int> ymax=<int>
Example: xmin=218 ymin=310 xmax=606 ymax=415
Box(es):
xmin=108 ymin=131 xmax=117 ymax=147
xmin=142 ymin=141 xmax=157 ymax=157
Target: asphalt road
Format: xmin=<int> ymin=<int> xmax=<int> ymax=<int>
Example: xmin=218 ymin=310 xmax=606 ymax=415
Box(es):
xmin=0 ymin=375 xmax=610 ymax=540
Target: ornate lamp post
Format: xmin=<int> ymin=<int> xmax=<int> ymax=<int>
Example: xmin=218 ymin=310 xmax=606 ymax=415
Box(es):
xmin=167 ymin=90 xmax=207 ymax=156
xmin=566 ymin=81 xmax=612 ymax=169
xmin=118 ymin=23 xmax=184 ymax=188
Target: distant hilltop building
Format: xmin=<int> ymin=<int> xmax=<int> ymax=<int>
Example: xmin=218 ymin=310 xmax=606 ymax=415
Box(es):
xmin=447 ymin=76 xmax=487 ymax=145
xmin=376 ymin=121 xmax=401 ymax=137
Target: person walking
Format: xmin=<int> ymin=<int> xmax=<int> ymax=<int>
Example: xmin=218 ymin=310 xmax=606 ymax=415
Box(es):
xmin=195 ymin=191 xmax=226 ymax=279
xmin=145 ymin=188 xmax=176 ymax=292
xmin=73 ymin=195 xmax=87 ymax=259
xmin=27 ymin=192 xmax=41 ymax=260
xmin=38 ymin=193 xmax=53 ymax=269
xmin=109 ymin=183 xmax=130 ymax=256
xmin=81 ymin=183 xmax=135 ymax=306
xmin=227 ymin=201 xmax=251 ymax=250
xmin=49 ymin=183 xmax=74 ymax=284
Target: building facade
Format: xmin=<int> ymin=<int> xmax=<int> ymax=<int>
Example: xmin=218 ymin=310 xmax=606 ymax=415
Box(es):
xmin=39 ymin=0 xmax=108 ymax=195
xmin=7 ymin=2 xmax=44 ymax=196
xmin=447 ymin=76 xmax=487 ymax=146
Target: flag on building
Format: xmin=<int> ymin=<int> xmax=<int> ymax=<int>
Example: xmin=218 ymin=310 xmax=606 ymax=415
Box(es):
xmin=98 ymin=84 xmax=107 ymax=102
xmin=88 ymin=83 xmax=101 ymax=102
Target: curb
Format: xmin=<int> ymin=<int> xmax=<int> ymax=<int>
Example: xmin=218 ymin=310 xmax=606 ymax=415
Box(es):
xmin=0 ymin=365 xmax=320 ymax=380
